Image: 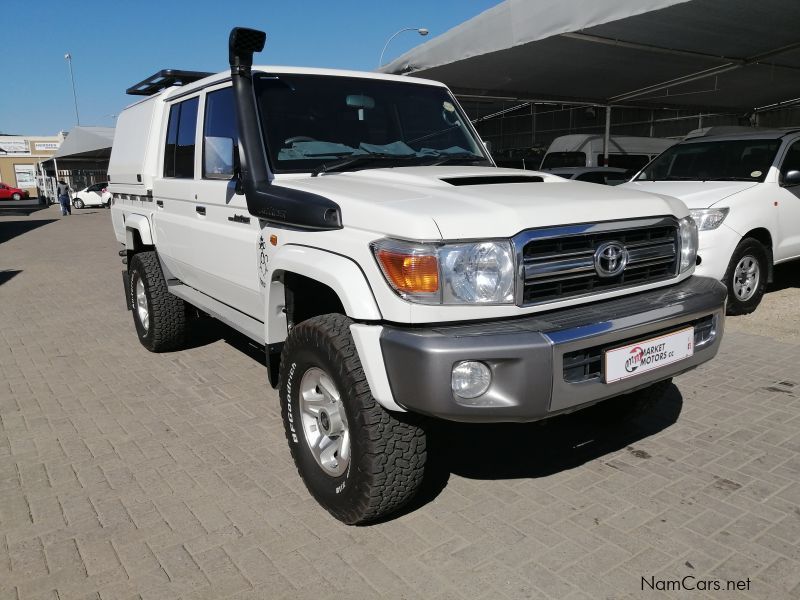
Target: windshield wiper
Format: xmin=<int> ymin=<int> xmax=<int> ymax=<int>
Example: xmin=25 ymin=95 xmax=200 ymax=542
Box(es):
xmin=702 ymin=176 xmax=758 ymax=181
xmin=311 ymin=153 xmax=416 ymax=177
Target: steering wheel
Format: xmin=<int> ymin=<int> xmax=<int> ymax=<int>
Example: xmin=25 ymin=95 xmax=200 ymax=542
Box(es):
xmin=284 ymin=136 xmax=317 ymax=145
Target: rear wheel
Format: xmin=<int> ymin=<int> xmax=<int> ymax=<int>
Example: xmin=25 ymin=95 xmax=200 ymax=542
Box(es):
xmin=280 ymin=314 xmax=427 ymax=524
xmin=128 ymin=251 xmax=186 ymax=351
xmin=724 ymin=238 xmax=768 ymax=315
xmin=73 ymin=198 xmax=84 ymax=209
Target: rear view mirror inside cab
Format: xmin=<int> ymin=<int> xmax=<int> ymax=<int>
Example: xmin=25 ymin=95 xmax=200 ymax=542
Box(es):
xmin=205 ymin=136 xmax=235 ymax=178
xmin=346 ymin=94 xmax=375 ymax=110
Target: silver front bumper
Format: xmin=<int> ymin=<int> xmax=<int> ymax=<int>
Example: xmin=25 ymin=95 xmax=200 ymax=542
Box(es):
xmin=379 ymin=277 xmax=726 ymax=422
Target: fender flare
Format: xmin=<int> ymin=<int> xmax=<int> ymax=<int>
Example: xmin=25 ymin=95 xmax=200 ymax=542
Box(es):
xmin=124 ymin=213 xmax=154 ymax=247
xmin=269 ymin=244 xmax=382 ymax=325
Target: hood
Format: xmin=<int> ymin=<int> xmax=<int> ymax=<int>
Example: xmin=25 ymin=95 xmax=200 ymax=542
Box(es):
xmin=273 ymin=166 xmax=689 ymax=240
xmin=620 ymin=180 xmax=759 ymax=209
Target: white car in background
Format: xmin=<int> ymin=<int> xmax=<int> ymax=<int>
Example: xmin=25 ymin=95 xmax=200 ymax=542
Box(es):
xmin=73 ymin=182 xmax=112 ymax=209
xmin=622 ymin=129 xmax=800 ymax=314
xmin=541 ymin=166 xmax=630 ymax=185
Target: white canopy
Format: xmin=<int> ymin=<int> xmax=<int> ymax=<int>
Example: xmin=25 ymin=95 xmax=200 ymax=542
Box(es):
xmin=52 ymin=127 xmax=115 ymax=160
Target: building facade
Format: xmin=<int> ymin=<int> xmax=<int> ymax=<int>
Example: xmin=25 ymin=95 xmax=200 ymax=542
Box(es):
xmin=0 ymin=133 xmax=65 ymax=196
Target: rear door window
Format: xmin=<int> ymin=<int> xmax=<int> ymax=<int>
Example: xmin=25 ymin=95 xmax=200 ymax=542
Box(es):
xmin=164 ymin=97 xmax=199 ymax=178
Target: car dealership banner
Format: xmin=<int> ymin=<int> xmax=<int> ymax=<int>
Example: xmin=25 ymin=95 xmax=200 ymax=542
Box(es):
xmin=14 ymin=165 xmax=36 ymax=188
xmin=0 ymin=140 xmax=31 ymax=155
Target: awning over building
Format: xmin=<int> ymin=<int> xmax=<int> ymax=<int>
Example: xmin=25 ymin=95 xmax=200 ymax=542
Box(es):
xmin=381 ymin=0 xmax=800 ymax=112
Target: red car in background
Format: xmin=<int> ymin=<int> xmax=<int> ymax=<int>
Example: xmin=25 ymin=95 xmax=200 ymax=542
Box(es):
xmin=0 ymin=182 xmax=29 ymax=201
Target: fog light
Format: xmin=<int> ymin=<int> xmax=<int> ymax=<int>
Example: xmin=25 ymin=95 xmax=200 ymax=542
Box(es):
xmin=451 ymin=361 xmax=492 ymax=399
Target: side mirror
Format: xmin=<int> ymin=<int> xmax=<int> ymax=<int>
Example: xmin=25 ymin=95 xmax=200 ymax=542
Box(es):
xmin=783 ymin=170 xmax=800 ymax=186
xmin=205 ymin=136 xmax=235 ymax=179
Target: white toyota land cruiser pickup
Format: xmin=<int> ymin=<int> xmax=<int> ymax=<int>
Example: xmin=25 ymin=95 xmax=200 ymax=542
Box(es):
xmin=109 ymin=28 xmax=726 ymax=524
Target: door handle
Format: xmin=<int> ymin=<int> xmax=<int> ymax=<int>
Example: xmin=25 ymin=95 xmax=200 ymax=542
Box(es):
xmin=196 ymin=206 xmax=206 ymax=215
xmin=156 ymin=200 xmax=163 ymax=207
xmin=228 ymin=214 xmax=251 ymax=224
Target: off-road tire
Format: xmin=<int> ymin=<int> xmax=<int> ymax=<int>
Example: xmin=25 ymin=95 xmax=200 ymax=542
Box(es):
xmin=723 ymin=237 xmax=768 ymax=315
xmin=128 ymin=251 xmax=186 ymax=352
xmin=592 ymin=378 xmax=672 ymax=424
xmin=280 ymin=314 xmax=427 ymax=525
xmin=73 ymin=198 xmax=84 ymax=209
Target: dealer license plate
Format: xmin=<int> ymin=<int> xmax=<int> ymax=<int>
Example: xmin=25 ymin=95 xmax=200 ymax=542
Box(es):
xmin=604 ymin=327 xmax=694 ymax=383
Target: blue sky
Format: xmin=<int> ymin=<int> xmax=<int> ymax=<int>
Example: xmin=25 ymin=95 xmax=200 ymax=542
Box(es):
xmin=1 ymin=0 xmax=501 ymax=136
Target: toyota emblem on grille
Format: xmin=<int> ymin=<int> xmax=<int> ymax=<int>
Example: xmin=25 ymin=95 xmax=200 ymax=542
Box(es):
xmin=594 ymin=241 xmax=628 ymax=277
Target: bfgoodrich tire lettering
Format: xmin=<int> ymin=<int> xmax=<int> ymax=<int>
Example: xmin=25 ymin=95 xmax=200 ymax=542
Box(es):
xmin=128 ymin=251 xmax=186 ymax=352
xmin=723 ymin=237 xmax=768 ymax=315
xmin=280 ymin=314 xmax=426 ymax=524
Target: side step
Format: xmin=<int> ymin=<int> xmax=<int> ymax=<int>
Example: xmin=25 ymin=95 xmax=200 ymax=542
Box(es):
xmin=167 ymin=282 xmax=264 ymax=344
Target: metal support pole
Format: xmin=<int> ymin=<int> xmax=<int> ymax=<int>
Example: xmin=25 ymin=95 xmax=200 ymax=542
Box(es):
xmin=603 ymin=106 xmax=612 ymax=166
xmin=65 ymin=53 xmax=80 ymax=126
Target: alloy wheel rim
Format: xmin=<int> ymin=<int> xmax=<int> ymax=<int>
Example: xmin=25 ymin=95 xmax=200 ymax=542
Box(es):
xmin=135 ymin=278 xmax=149 ymax=332
xmin=732 ymin=254 xmax=760 ymax=301
xmin=298 ymin=367 xmax=350 ymax=477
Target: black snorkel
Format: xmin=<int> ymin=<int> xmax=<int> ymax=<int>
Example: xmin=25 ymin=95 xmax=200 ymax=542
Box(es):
xmin=228 ymin=27 xmax=342 ymax=230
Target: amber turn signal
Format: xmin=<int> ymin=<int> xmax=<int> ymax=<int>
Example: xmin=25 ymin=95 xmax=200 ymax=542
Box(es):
xmin=376 ymin=249 xmax=439 ymax=294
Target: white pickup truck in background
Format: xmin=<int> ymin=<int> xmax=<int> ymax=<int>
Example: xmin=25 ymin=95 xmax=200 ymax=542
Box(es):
xmin=108 ymin=27 xmax=726 ymax=524
xmin=623 ymin=129 xmax=800 ymax=314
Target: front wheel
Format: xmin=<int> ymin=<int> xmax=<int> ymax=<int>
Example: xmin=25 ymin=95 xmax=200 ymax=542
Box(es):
xmin=11 ymin=192 xmax=21 ymax=201
xmin=724 ymin=238 xmax=768 ymax=315
xmin=280 ymin=314 xmax=426 ymax=524
xmin=73 ymin=198 xmax=84 ymax=209
xmin=128 ymin=251 xmax=186 ymax=351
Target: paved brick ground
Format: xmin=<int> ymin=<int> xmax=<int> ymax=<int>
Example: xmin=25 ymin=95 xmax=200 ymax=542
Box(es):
xmin=1 ymin=205 xmax=799 ymax=600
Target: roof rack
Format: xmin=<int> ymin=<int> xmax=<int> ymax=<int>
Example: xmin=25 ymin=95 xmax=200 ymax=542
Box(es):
xmin=126 ymin=69 xmax=214 ymax=96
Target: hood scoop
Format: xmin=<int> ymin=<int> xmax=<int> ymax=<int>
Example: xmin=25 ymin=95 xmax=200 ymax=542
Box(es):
xmin=442 ymin=175 xmax=544 ymax=186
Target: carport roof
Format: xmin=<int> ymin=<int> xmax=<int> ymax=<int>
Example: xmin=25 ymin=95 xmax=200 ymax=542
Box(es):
xmin=380 ymin=0 xmax=800 ymax=112
xmin=51 ymin=126 xmax=115 ymax=161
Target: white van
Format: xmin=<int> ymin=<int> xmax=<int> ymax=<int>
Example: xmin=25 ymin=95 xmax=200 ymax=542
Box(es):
xmin=540 ymin=134 xmax=676 ymax=170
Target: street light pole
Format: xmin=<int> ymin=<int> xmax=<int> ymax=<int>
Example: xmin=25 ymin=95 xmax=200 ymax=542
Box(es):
xmin=64 ymin=53 xmax=81 ymax=126
xmin=378 ymin=27 xmax=429 ymax=68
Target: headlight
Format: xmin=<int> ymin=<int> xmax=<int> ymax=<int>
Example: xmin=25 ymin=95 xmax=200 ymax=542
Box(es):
xmin=678 ymin=216 xmax=698 ymax=273
xmin=372 ymin=239 xmax=515 ymax=305
xmin=689 ymin=208 xmax=729 ymax=231
xmin=440 ymin=242 xmax=515 ymax=303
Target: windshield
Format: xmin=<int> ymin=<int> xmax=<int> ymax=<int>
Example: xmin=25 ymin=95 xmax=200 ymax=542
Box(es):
xmin=637 ymin=139 xmax=780 ymax=182
xmin=254 ymin=74 xmax=490 ymax=173
xmin=540 ymin=152 xmax=586 ymax=169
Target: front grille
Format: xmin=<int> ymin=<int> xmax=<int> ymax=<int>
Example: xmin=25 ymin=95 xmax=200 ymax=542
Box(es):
xmin=520 ymin=221 xmax=679 ymax=305
xmin=562 ymin=315 xmax=715 ymax=383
